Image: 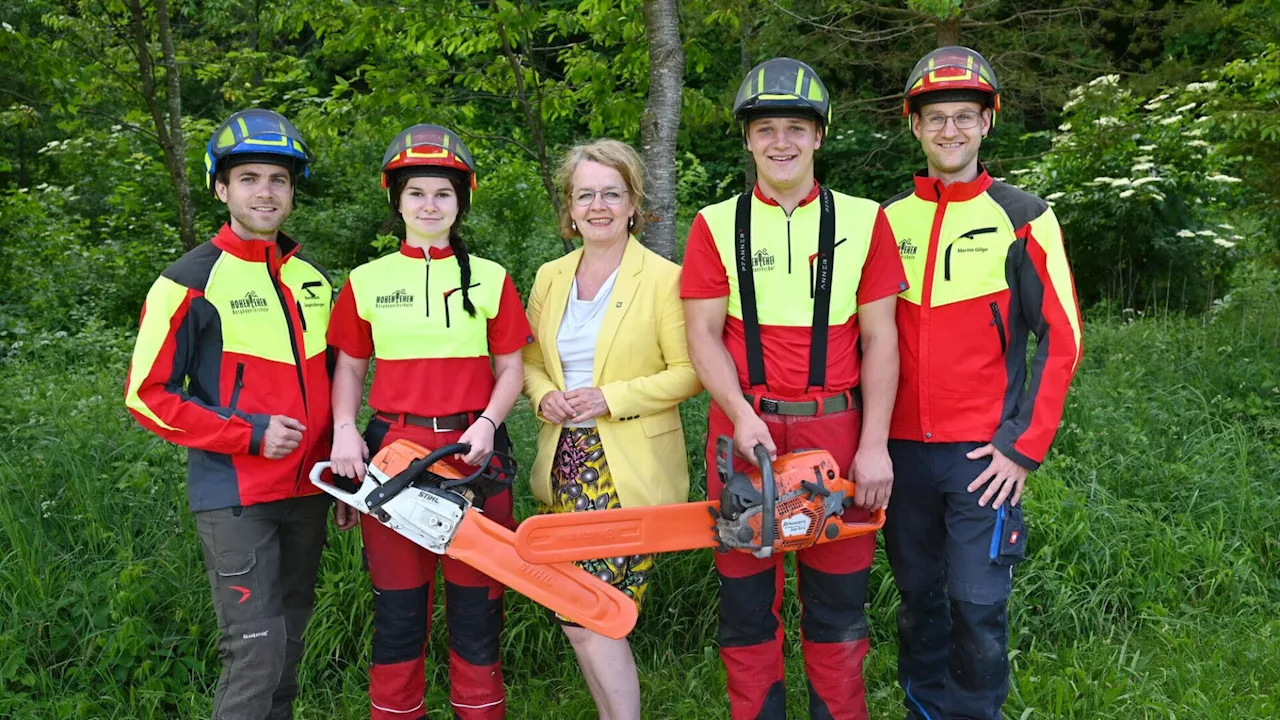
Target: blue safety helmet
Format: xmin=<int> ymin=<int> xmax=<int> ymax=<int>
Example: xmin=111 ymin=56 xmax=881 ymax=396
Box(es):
xmin=205 ymin=109 xmax=314 ymax=194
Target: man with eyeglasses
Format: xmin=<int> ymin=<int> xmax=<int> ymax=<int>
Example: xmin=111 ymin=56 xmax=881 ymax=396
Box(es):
xmin=880 ymin=46 xmax=1084 ymax=720
xmin=682 ymin=58 xmax=906 ymax=719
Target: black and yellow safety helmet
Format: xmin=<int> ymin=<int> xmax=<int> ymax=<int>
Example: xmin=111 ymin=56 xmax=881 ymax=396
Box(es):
xmin=903 ymin=46 xmax=1001 ymax=119
xmin=733 ymin=58 xmax=832 ymax=130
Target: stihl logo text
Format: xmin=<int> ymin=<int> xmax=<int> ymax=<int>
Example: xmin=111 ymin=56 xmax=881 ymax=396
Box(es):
xmin=519 ymin=561 xmax=555 ymax=586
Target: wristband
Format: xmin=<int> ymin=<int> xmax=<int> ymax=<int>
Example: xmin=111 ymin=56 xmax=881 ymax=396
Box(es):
xmin=478 ymin=415 xmax=498 ymax=431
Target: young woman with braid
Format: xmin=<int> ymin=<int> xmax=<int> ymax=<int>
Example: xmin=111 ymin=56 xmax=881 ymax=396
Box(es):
xmin=326 ymin=124 xmax=532 ymax=720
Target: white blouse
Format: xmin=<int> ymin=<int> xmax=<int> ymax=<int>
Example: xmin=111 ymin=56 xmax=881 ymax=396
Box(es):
xmin=556 ymin=267 xmax=620 ymax=428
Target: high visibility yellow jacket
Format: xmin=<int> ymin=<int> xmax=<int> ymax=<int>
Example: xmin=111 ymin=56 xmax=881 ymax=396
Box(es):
xmin=125 ymin=224 xmax=333 ymax=511
xmin=882 ymin=169 xmax=1083 ymax=468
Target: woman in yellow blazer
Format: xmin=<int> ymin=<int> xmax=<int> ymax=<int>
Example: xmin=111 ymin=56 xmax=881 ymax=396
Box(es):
xmin=523 ymin=139 xmax=701 ymax=719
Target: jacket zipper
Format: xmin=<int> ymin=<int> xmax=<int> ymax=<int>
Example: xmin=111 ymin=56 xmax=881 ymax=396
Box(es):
xmin=424 ymin=258 xmax=431 ymax=318
xmin=228 ymin=362 xmax=245 ymax=411
xmin=989 ymin=302 xmax=1008 ymax=355
xmin=786 ymin=216 xmax=793 ymax=274
xmin=267 ymin=257 xmax=310 ymax=493
xmin=295 ymin=300 xmax=308 ymax=332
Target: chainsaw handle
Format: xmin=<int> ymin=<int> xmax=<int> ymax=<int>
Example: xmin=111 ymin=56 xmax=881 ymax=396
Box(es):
xmin=309 ymin=461 xmax=331 ymax=486
xmin=754 ymin=444 xmax=775 ymax=554
xmin=366 ymin=443 xmax=471 ymax=512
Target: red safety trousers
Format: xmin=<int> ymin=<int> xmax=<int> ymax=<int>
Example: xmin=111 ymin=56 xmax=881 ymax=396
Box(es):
xmin=361 ymin=416 xmax=515 ymax=720
xmin=707 ymin=401 xmax=876 ymax=720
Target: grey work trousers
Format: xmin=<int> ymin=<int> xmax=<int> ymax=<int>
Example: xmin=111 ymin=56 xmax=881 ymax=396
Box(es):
xmin=196 ymin=493 xmax=330 ymax=720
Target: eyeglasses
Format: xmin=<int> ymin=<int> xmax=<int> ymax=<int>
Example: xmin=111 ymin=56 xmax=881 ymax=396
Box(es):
xmin=919 ymin=111 xmax=983 ymax=131
xmin=571 ymin=187 xmax=630 ymax=207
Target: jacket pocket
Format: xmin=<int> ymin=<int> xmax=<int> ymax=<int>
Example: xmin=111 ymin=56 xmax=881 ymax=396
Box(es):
xmin=295 ymin=300 xmax=308 ymax=332
xmin=988 ymin=302 xmax=1007 ymax=355
xmin=228 ymin=362 xmax=246 ymax=411
xmin=640 ymin=411 xmax=682 ymax=437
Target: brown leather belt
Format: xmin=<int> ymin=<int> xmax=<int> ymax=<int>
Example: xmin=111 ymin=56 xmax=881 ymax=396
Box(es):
xmin=744 ymin=388 xmax=860 ymax=417
xmin=374 ymin=411 xmax=475 ymax=432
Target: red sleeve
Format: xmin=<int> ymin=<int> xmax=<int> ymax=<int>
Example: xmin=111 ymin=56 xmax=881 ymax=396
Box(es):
xmin=488 ymin=274 xmax=534 ymax=355
xmin=679 ymin=213 xmax=730 ymax=299
xmin=856 ymin=208 xmax=909 ymax=305
xmin=326 ymin=281 xmax=374 ymax=359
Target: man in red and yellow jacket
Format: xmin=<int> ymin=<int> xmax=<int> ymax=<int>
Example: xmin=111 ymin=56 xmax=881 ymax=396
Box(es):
xmin=684 ymin=58 xmax=905 ymax=720
xmin=881 ymin=48 xmax=1084 ymax=720
xmin=124 ymin=109 xmax=333 ymax=720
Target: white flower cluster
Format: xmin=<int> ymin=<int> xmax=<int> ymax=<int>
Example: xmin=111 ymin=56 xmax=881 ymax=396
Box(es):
xmin=1094 ymin=116 xmax=1123 ymax=127
xmin=1207 ymin=174 xmax=1242 ymax=183
xmin=1090 ymin=75 xmax=1121 ymax=87
xmin=1185 ymin=81 xmax=1219 ymax=92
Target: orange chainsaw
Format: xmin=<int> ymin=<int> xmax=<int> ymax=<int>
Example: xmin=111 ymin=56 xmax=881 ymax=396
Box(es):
xmin=310 ymin=439 xmax=637 ymax=639
xmin=514 ymin=436 xmax=885 ymax=563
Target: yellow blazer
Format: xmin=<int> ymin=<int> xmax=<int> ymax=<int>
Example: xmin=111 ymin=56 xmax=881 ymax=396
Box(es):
xmin=523 ymin=237 xmax=702 ymax=509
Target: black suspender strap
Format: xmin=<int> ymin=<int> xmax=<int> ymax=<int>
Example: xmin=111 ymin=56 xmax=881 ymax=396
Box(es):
xmin=733 ymin=188 xmax=838 ymax=391
xmin=808 ymin=187 xmax=837 ymax=389
xmin=734 ymin=192 xmax=767 ymax=387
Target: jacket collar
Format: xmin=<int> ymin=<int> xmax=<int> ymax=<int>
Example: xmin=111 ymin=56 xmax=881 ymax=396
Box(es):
xmin=542 ymin=237 xmax=647 ymax=386
xmin=753 ymin=180 xmax=822 ymax=209
xmin=912 ymin=164 xmax=992 ymax=203
xmin=212 ymin=223 xmax=299 ymax=273
xmin=399 ymin=240 xmax=455 ymax=260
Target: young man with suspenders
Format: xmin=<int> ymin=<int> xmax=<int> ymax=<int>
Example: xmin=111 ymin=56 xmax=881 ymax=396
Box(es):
xmin=682 ymin=58 xmax=907 ymax=720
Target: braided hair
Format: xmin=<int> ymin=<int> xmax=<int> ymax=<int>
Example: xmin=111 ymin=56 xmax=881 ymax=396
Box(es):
xmin=389 ymin=170 xmax=477 ymax=317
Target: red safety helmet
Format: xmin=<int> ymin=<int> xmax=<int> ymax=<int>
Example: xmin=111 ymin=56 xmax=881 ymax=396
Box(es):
xmin=380 ymin=124 xmax=477 ymax=194
xmin=903 ymin=46 xmax=1001 ymax=120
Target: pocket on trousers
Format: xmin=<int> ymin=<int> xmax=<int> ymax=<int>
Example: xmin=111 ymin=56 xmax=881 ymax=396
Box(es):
xmin=215 ymin=551 xmax=257 ymax=578
xmin=989 ymin=505 xmax=1027 ymax=567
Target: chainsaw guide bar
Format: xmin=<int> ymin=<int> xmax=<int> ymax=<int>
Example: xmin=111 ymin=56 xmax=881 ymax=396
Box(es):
xmin=311 ymin=439 xmax=638 ymax=639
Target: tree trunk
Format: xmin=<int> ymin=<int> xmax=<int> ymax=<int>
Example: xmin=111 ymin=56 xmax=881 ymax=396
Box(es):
xmin=740 ymin=0 xmax=755 ymax=191
xmin=640 ymin=0 xmax=684 ymax=261
xmin=127 ymin=0 xmax=198 ymax=250
xmin=936 ymin=16 xmax=960 ymax=47
xmin=493 ymin=11 xmax=570 ymax=253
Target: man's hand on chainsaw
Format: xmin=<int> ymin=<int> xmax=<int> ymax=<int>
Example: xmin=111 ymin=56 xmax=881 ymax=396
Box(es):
xmin=263 ymin=415 xmax=306 ymax=459
xmin=330 ymin=422 xmax=369 ymax=480
xmin=457 ymin=418 xmax=496 ymax=465
xmin=733 ymin=412 xmax=777 ymax=466
xmin=564 ymin=387 xmax=610 ymax=423
xmin=852 ymin=445 xmax=893 ymax=510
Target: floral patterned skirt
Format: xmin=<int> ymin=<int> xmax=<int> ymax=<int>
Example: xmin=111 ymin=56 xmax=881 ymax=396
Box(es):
xmin=544 ymin=426 xmax=655 ymax=622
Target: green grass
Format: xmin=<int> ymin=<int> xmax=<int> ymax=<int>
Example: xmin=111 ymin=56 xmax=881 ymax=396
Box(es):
xmin=1 ymin=287 xmax=1277 ymax=719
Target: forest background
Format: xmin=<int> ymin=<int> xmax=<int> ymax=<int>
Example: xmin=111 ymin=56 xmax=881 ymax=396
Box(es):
xmin=1 ymin=0 xmax=1278 ymax=717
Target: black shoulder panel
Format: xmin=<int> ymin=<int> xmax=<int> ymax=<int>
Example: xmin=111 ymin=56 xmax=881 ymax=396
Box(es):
xmin=161 ymin=240 xmax=221 ymax=291
xmin=881 ymin=187 xmax=915 ymax=209
xmin=985 ymin=181 xmax=1049 ymax=231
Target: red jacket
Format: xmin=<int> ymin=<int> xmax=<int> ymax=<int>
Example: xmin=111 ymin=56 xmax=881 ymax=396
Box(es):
xmin=125 ymin=224 xmax=333 ymax=511
xmin=882 ymin=169 xmax=1083 ymax=468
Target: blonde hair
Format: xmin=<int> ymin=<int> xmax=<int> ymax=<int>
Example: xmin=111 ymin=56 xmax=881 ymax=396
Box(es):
xmin=556 ymin=139 xmax=650 ymax=240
